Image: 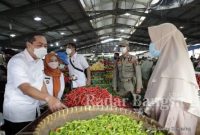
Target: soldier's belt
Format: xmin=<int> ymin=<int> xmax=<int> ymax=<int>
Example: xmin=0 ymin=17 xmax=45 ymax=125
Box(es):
xmin=120 ymin=78 xmax=132 ymax=82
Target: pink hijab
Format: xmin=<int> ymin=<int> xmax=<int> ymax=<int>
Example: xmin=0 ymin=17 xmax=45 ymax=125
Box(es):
xmin=145 ymin=23 xmax=200 ymax=117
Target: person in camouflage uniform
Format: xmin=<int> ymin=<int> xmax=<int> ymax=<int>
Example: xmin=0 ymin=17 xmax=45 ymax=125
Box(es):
xmin=112 ymin=40 xmax=143 ymax=98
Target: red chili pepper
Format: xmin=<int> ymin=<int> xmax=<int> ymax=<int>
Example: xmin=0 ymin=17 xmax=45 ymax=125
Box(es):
xmin=63 ymin=87 xmax=130 ymax=108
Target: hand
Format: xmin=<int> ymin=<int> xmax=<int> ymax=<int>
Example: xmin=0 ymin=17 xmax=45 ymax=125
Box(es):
xmin=135 ymin=88 xmax=141 ymax=94
xmin=86 ymin=78 xmax=91 ymax=86
xmin=45 ymin=96 xmax=66 ymax=112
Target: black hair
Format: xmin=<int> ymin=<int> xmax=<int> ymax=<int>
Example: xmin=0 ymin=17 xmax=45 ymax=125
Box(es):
xmin=25 ymin=32 xmax=44 ymax=43
xmin=2 ymin=49 xmax=17 ymax=56
xmin=67 ymin=42 xmax=77 ymax=50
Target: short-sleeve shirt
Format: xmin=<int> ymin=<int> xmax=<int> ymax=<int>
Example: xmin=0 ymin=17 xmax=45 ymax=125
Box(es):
xmin=44 ymin=73 xmax=65 ymax=100
xmin=3 ymin=49 xmax=44 ymax=122
xmin=68 ymin=53 xmax=89 ymax=88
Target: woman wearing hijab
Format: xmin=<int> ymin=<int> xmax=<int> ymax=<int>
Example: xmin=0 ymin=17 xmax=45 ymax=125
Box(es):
xmin=44 ymin=52 xmax=65 ymax=99
xmin=144 ymin=23 xmax=200 ymax=135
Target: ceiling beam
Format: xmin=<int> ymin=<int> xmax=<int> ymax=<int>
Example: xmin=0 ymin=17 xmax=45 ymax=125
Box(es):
xmin=112 ymin=0 xmax=119 ymax=36
xmin=49 ymin=23 xmax=142 ymax=43
xmin=76 ymin=0 xmax=97 ymax=32
xmin=0 ymin=33 xmax=9 ymax=38
xmin=2 ymin=23 xmax=145 ymax=47
xmin=86 ymin=8 xmax=146 ymax=16
xmin=78 ymin=38 xmax=148 ymax=51
xmin=39 ymin=8 xmax=61 ymax=24
xmin=0 ymin=9 xmax=141 ymax=43
xmin=86 ymin=9 xmax=200 ymax=26
xmin=77 ymin=32 xmax=132 ymax=44
xmin=0 ymin=1 xmax=14 ymax=8
xmin=0 ymin=26 xmax=24 ymax=34
xmin=4 ymin=17 xmax=36 ymax=31
xmin=57 ymin=3 xmax=83 ymax=33
xmin=0 ymin=0 xmax=64 ymax=17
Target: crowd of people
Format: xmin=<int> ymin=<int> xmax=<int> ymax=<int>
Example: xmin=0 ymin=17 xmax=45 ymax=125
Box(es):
xmin=0 ymin=23 xmax=199 ymax=135
xmin=0 ymin=33 xmax=91 ymax=135
xmin=112 ymin=23 xmax=200 ymax=135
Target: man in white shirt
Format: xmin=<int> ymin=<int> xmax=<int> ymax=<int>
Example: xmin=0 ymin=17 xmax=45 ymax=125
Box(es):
xmin=66 ymin=43 xmax=91 ymax=88
xmin=3 ymin=33 xmax=65 ymax=135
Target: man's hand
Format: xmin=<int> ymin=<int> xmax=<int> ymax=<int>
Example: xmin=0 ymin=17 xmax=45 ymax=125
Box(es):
xmin=86 ymin=78 xmax=91 ymax=86
xmin=45 ymin=96 xmax=66 ymax=112
xmin=135 ymin=88 xmax=141 ymax=94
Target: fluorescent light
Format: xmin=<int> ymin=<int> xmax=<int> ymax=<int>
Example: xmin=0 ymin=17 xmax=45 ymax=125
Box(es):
xmin=101 ymin=38 xmax=114 ymax=43
xmin=10 ymin=34 xmax=16 ymax=37
xmin=34 ymin=16 xmax=42 ymax=21
xmin=73 ymin=38 xmax=77 ymax=42
xmin=135 ymin=22 xmax=140 ymax=27
xmin=124 ymin=13 xmax=131 ymax=16
xmin=101 ymin=38 xmax=122 ymax=44
xmin=151 ymin=0 xmax=160 ymax=5
xmin=56 ymin=42 xmax=59 ymax=46
xmin=179 ymin=26 xmax=184 ymax=29
xmin=100 ymin=36 xmax=109 ymax=39
xmin=130 ymin=30 xmax=136 ymax=34
xmin=140 ymin=16 xmax=146 ymax=21
xmin=120 ymin=29 xmax=125 ymax=32
xmin=80 ymin=0 xmax=86 ymax=8
xmin=60 ymin=32 xmax=65 ymax=35
xmin=50 ymin=44 xmax=54 ymax=47
xmin=60 ymin=47 xmax=63 ymax=49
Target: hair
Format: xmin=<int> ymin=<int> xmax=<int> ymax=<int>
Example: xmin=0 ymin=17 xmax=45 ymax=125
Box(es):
xmin=25 ymin=32 xmax=44 ymax=43
xmin=66 ymin=42 xmax=77 ymax=50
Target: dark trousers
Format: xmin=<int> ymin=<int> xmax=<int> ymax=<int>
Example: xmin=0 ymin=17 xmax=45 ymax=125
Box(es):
xmin=2 ymin=120 xmax=30 ymax=135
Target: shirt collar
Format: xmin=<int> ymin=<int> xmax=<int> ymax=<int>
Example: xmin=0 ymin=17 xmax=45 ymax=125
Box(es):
xmin=24 ymin=49 xmax=35 ymax=62
xmin=71 ymin=52 xmax=77 ymax=59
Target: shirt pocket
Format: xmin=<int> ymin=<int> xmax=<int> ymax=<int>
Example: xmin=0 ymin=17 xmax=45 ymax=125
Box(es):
xmin=124 ymin=63 xmax=134 ymax=72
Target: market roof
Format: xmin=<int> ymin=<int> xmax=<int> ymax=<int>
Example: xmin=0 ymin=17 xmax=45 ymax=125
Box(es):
xmin=0 ymin=0 xmax=199 ymax=52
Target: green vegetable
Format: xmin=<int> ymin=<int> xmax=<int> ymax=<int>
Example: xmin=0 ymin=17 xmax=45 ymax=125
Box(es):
xmin=49 ymin=114 xmax=166 ymax=135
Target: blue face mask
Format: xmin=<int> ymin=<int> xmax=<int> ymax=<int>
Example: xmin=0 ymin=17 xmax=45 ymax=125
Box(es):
xmin=149 ymin=42 xmax=160 ymax=57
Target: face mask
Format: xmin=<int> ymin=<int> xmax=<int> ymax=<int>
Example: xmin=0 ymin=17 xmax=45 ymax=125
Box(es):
xmin=59 ymin=64 xmax=65 ymax=69
xmin=34 ymin=47 xmax=47 ymax=59
xmin=66 ymin=48 xmax=72 ymax=55
xmin=48 ymin=62 xmax=59 ymax=69
xmin=120 ymin=47 xmax=127 ymax=54
xmin=149 ymin=43 xmax=160 ymax=57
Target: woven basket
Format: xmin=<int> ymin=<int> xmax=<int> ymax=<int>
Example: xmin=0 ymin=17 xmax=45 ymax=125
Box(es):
xmin=34 ymin=106 xmax=172 ymax=135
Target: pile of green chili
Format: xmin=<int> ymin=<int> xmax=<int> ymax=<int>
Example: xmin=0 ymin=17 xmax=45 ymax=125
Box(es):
xmin=49 ymin=114 xmax=166 ymax=135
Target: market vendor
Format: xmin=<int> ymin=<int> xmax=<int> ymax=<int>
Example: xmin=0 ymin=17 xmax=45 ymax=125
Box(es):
xmin=2 ymin=33 xmax=65 ymax=135
xmin=44 ymin=52 xmax=65 ymax=100
xmin=144 ymin=23 xmax=200 ymax=135
xmin=65 ymin=42 xmax=91 ymax=88
xmin=112 ymin=40 xmax=143 ymax=98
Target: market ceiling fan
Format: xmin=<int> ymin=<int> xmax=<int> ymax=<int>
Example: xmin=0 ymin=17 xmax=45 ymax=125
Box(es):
xmin=150 ymin=0 xmax=195 ymax=10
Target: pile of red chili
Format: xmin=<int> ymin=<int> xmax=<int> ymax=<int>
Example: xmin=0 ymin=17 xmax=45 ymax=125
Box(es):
xmin=63 ymin=87 xmax=130 ymax=108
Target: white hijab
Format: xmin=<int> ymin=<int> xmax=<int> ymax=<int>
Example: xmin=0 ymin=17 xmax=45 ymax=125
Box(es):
xmin=145 ymin=23 xmax=200 ymax=117
xmin=148 ymin=23 xmax=197 ymax=86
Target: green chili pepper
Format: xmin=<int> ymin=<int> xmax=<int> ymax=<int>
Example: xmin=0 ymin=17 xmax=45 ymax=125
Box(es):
xmin=49 ymin=114 xmax=166 ymax=135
